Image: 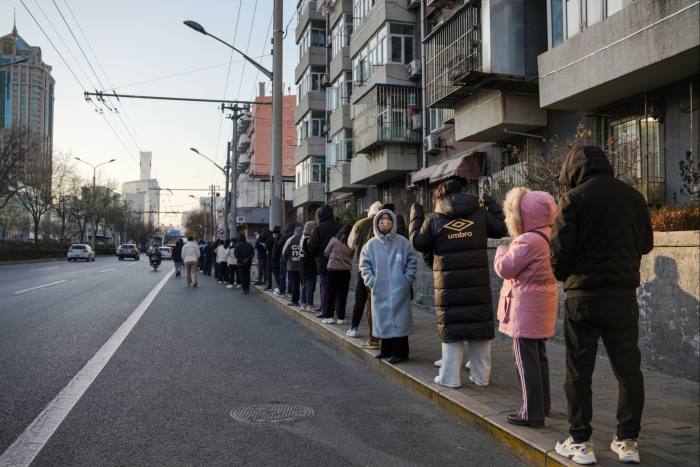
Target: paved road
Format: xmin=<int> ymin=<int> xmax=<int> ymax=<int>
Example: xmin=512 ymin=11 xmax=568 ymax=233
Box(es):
xmin=1 ymin=258 xmax=522 ymax=466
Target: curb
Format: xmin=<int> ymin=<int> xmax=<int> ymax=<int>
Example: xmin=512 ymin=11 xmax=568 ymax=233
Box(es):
xmin=254 ymin=285 xmax=574 ymax=467
xmin=0 ymin=254 xmax=115 ymax=266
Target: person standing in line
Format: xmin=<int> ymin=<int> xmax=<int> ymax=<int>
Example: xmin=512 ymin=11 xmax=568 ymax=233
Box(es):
xmin=270 ymin=226 xmax=282 ymax=291
xmin=172 ymin=238 xmax=184 ymax=278
xmin=203 ymin=241 xmax=214 ymax=276
xmin=551 ymin=146 xmax=653 ymax=465
xmin=323 ymin=223 xmax=354 ymax=324
xmin=275 ymin=224 xmax=296 ymax=297
xmin=212 ymin=240 xmax=221 ymax=281
xmin=309 ymin=205 xmax=341 ymax=318
xmin=226 ymin=237 xmax=239 ymax=289
xmin=197 ymin=240 xmax=205 ymax=272
xmin=215 ymin=240 xmax=228 ymax=284
xmin=264 ymin=227 xmax=276 ymax=290
xmin=359 ymin=209 xmax=417 ymax=364
xmin=255 ymin=229 xmax=269 ymax=285
xmin=282 ymin=226 xmax=303 ymax=306
xmin=182 ymin=236 xmax=201 ymax=287
xmin=494 ymin=187 xmax=558 ymax=429
xmin=300 ymin=221 xmax=317 ymax=312
xmin=410 ymin=179 xmax=508 ymax=388
xmin=345 ymin=201 xmax=383 ymax=344
xmin=234 ymin=233 xmax=255 ymax=294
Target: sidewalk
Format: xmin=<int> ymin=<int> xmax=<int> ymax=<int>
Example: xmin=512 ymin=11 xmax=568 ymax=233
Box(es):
xmin=252 ymin=274 xmax=699 ymax=467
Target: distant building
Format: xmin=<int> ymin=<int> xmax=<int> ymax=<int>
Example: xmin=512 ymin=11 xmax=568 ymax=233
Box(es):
xmin=0 ymin=23 xmax=55 ymax=187
xmin=122 ymin=151 xmax=160 ymax=227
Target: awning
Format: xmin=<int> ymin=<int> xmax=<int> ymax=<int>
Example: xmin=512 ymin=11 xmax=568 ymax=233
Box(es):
xmin=412 ymin=152 xmax=485 ymax=185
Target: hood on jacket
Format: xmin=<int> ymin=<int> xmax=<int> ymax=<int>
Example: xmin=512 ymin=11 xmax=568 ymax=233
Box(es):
xmin=435 ymin=193 xmax=480 ymax=219
xmin=294 ymin=226 xmax=303 ymax=237
xmin=368 ymin=201 xmax=383 ymax=217
xmin=272 ymin=226 xmax=281 ymax=234
xmin=504 ymin=187 xmax=556 ymax=236
xmin=372 ymin=209 xmax=397 ymax=241
xmin=317 ymin=205 xmax=334 ymax=223
xmin=560 ymin=146 xmax=614 ymax=190
xmin=303 ymin=221 xmax=316 ymax=235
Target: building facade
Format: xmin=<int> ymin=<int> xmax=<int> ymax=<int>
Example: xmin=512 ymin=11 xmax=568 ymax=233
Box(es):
xmin=122 ymin=151 xmax=160 ymax=228
xmin=0 ymin=25 xmax=55 ymax=188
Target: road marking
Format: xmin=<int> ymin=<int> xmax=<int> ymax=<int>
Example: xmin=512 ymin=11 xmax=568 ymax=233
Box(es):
xmin=98 ymin=268 xmax=115 ymax=273
xmin=37 ymin=266 xmax=59 ymax=271
xmin=0 ymin=269 xmax=174 ymax=467
xmin=12 ymin=280 xmax=67 ymax=295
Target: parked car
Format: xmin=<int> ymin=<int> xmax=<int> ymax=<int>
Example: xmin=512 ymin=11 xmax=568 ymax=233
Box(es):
xmin=159 ymin=246 xmax=172 ymax=260
xmin=117 ymin=244 xmax=140 ymax=261
xmin=67 ymin=244 xmax=95 ymax=262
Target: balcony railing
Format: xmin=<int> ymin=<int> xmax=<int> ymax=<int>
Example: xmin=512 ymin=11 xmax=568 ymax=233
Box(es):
xmin=425 ymin=3 xmax=482 ymax=108
xmin=353 ymin=85 xmax=421 ymax=153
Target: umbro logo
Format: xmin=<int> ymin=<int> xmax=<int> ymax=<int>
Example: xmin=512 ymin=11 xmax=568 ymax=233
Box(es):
xmin=443 ymin=219 xmax=474 ymax=238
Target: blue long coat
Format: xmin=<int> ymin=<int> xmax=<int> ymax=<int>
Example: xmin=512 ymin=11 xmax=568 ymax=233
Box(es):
xmin=359 ymin=209 xmax=418 ymax=339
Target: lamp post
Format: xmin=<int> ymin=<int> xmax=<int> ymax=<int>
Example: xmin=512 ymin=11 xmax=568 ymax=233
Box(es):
xmin=184 ymin=14 xmax=282 ymax=230
xmin=75 ymin=157 xmax=115 ymax=246
xmin=190 ymin=147 xmax=228 ymax=239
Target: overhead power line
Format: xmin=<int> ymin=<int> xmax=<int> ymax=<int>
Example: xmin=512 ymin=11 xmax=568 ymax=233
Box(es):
xmin=84 ymin=91 xmax=270 ymax=105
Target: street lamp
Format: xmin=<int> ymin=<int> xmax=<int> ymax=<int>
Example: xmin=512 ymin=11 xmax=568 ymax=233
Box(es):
xmin=75 ymin=157 xmax=116 ymax=247
xmin=184 ymin=11 xmax=283 ymax=230
xmin=190 ymin=147 xmax=229 ymax=239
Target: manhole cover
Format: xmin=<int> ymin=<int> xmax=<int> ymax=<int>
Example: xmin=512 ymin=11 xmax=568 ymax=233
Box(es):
xmin=230 ymin=402 xmax=315 ymax=424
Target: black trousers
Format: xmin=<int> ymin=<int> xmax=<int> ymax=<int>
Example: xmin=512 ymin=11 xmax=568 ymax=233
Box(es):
xmin=513 ymin=338 xmax=550 ymax=422
xmin=271 ymin=265 xmax=280 ymax=289
xmin=265 ymin=255 xmax=273 ymax=287
xmin=327 ymin=270 xmax=351 ymax=320
xmin=351 ymin=275 xmax=369 ymax=327
xmin=287 ymin=270 xmax=301 ymax=304
xmin=380 ymin=337 xmax=409 ymax=360
xmin=237 ymin=264 xmax=251 ymax=292
xmin=257 ymin=256 xmax=267 ymax=283
xmin=218 ymin=262 xmax=228 ymax=283
xmin=564 ymin=294 xmax=644 ymax=442
xmin=228 ymin=264 xmax=238 ymax=285
xmin=204 ymin=258 xmax=213 ymax=275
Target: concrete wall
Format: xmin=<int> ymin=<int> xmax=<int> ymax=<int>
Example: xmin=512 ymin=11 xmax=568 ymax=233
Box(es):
xmin=411 ymin=231 xmax=700 ymax=380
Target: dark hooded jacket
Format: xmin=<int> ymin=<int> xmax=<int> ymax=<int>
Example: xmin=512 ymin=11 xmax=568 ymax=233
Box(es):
xmin=272 ymin=225 xmax=295 ymax=266
xmin=309 ymin=205 xmax=341 ymax=274
xmin=550 ymin=146 xmax=653 ymax=296
xmin=172 ymin=239 xmax=183 ymax=262
xmin=409 ymin=193 xmax=508 ymax=342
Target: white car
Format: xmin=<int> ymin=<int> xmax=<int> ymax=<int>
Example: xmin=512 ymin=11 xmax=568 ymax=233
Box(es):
xmin=67 ymin=244 xmax=95 ymax=262
xmin=159 ymin=246 xmax=172 ymax=260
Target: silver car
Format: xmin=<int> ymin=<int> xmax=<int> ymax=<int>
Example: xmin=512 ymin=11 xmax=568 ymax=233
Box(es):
xmin=159 ymin=246 xmax=172 ymax=260
xmin=67 ymin=244 xmax=95 ymax=262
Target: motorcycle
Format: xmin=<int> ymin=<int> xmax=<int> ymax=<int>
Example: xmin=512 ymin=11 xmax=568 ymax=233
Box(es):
xmin=149 ymin=254 xmax=161 ymax=271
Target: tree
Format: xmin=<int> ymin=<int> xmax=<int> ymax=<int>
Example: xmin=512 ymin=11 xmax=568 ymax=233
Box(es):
xmin=185 ymin=209 xmax=211 ymax=240
xmin=0 ymin=128 xmax=41 ymax=211
xmin=51 ymin=153 xmax=82 ymax=243
xmin=15 ymin=176 xmax=53 ymax=244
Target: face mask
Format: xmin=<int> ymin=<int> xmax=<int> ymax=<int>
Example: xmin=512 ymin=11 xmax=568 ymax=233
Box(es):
xmin=379 ymin=218 xmax=392 ymax=234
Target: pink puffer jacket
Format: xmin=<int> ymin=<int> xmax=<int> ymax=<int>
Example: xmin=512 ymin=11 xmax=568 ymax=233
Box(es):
xmin=494 ymin=190 xmax=558 ymax=339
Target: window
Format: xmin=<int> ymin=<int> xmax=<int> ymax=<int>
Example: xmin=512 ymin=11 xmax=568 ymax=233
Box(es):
xmin=352 ymin=26 xmax=386 ymax=86
xmin=327 ymin=129 xmax=353 ymax=166
xmin=295 ymin=156 xmax=326 ymax=187
xmin=331 ymin=14 xmax=353 ymax=59
xmin=327 ymin=71 xmax=353 ymax=112
xmin=298 ymin=20 xmax=327 ymax=60
xmin=429 ymin=108 xmax=455 ymax=132
xmin=389 ymin=23 xmax=414 ymax=64
xmin=548 ymin=0 xmax=635 ymax=48
xmin=296 ymin=110 xmax=327 ymax=144
xmin=296 ymin=65 xmax=326 ymax=104
xmin=353 ymin=0 xmax=376 ymax=29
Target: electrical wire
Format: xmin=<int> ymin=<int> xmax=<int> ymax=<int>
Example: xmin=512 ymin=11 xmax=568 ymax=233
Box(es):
xmin=235 ymin=0 xmax=259 ymax=101
xmin=250 ymin=14 xmax=273 ymax=98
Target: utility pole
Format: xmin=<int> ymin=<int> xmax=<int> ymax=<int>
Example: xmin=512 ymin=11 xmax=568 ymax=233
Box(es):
xmin=224 ymin=141 xmax=231 ymax=240
xmin=222 ymin=104 xmax=248 ymax=239
xmin=271 ymin=0 xmax=283 ymax=229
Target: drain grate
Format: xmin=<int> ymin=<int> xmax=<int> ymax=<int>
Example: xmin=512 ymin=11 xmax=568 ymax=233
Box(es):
xmin=230 ymin=402 xmax=315 ymax=424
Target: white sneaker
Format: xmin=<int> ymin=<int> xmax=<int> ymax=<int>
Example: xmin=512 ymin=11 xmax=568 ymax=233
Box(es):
xmin=346 ymin=328 xmax=359 ymax=338
xmin=611 ymin=436 xmax=640 ymax=464
xmin=434 ymin=375 xmax=461 ymax=388
xmin=434 ymin=359 xmax=443 ymax=368
xmin=465 ymin=359 xmax=471 ymax=370
xmin=469 ymin=376 xmax=489 ymax=387
xmin=336 ymin=319 xmax=346 ymax=325
xmin=236 ymin=284 xmax=241 ymax=288
xmin=555 ymin=437 xmax=597 ymax=465
xmin=274 ymin=289 xmax=281 ymax=296
xmin=321 ymin=318 xmax=335 ymax=324
xmin=217 ymin=281 xmax=222 ymax=284
xmin=226 ymin=285 xmax=234 ymax=289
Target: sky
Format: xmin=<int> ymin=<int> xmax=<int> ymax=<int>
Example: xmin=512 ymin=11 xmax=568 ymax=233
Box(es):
xmin=2 ymin=0 xmax=299 ymax=227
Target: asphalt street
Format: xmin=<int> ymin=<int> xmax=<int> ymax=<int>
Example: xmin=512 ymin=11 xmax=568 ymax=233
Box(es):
xmin=1 ymin=257 xmax=522 ymax=466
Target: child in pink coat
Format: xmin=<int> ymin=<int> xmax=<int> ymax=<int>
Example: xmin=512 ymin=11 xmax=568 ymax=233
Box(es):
xmin=494 ymin=187 xmax=558 ymax=428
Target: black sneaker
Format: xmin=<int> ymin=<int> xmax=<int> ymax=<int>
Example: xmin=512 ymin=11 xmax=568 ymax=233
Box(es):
xmin=507 ymin=414 xmax=544 ymax=428
xmin=287 ymin=301 xmax=299 ymax=306
xmin=315 ymin=312 xmax=325 ymax=318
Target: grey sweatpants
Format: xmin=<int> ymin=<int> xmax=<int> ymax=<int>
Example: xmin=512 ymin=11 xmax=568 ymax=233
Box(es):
xmin=513 ymin=338 xmax=551 ymax=421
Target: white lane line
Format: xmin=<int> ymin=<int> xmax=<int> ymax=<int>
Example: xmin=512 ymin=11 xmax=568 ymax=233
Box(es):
xmin=13 ymin=280 xmax=67 ymax=295
xmin=98 ymin=268 xmax=115 ymax=273
xmin=37 ymin=266 xmax=59 ymax=271
xmin=0 ymin=269 xmax=174 ymax=467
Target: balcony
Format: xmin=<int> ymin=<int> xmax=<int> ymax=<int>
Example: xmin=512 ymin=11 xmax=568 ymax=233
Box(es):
xmin=350 ymin=146 xmax=419 ymax=185
xmin=538 ymin=0 xmax=700 ymax=110
xmin=329 ymin=162 xmax=365 ymax=192
xmin=424 ymin=1 xmax=546 ymax=108
xmin=329 ymin=47 xmax=351 ymax=81
xmin=352 ymin=84 xmax=421 ymax=154
xmin=329 ymin=103 xmax=351 ymax=134
xmin=296 ymin=46 xmax=326 ymax=84
xmin=426 ymin=0 xmax=462 ymax=7
xmin=295 ymin=90 xmax=326 ymax=123
xmin=296 ymin=1 xmax=324 ymax=43
xmin=293 ymin=182 xmax=326 ymax=207
xmin=295 ymin=137 xmax=326 ymax=165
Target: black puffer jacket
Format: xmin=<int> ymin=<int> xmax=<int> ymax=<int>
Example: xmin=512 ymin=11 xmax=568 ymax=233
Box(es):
xmin=551 ymin=146 xmax=653 ymax=296
xmin=272 ymin=225 xmax=295 ymax=266
xmin=410 ymin=194 xmax=508 ymax=342
xmin=309 ymin=205 xmax=341 ymax=274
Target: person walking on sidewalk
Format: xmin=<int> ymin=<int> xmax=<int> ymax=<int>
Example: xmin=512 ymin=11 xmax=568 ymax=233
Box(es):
xmin=409 ymin=179 xmax=508 ymax=388
xmin=182 ymin=236 xmax=201 ymax=287
xmin=345 ymin=201 xmax=383 ymax=344
xmin=323 ymin=223 xmax=354 ymax=324
xmin=227 ymin=237 xmax=239 ymax=289
xmin=309 ymin=205 xmax=341 ymax=317
xmin=172 ymin=238 xmax=184 ymax=278
xmin=282 ymin=226 xmax=303 ymax=306
xmin=551 ymin=146 xmax=653 ymax=465
xmin=494 ymin=187 xmax=558 ymax=429
xmin=234 ymin=233 xmax=255 ymax=294
xmin=359 ymin=209 xmax=417 ymax=364
xmin=300 ymin=221 xmax=317 ymax=312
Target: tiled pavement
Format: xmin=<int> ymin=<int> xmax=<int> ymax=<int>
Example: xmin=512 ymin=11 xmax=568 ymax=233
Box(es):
xmin=250 ymin=267 xmax=699 ymax=466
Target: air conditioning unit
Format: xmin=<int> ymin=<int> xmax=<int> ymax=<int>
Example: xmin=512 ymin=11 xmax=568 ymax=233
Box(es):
xmin=411 ymin=113 xmax=423 ymax=131
xmin=407 ymin=59 xmax=422 ymax=80
xmin=423 ymin=135 xmax=441 ymax=154
xmin=405 ymin=172 xmax=416 ymax=189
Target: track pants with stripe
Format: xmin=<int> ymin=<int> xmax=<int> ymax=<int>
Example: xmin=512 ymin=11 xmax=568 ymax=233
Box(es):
xmin=513 ymin=338 xmax=551 ymax=422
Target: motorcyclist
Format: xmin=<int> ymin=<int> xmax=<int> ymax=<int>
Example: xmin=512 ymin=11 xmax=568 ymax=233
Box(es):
xmin=149 ymin=244 xmax=162 ymax=265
